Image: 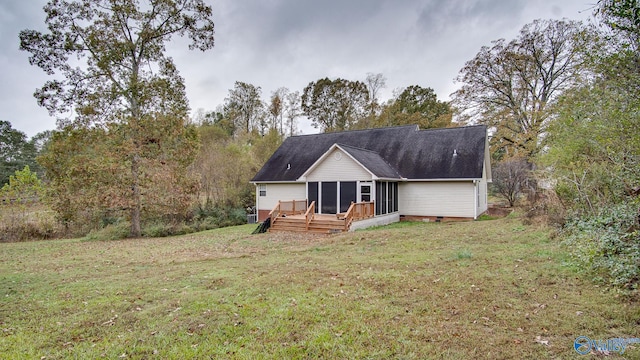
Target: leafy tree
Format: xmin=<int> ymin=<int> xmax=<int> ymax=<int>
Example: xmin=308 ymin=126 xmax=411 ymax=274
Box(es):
xmin=20 ymin=0 xmax=215 ymax=237
xmin=283 ymin=90 xmax=302 ymax=137
xmin=543 ymin=55 xmax=639 ymax=214
xmin=30 ymin=130 xmax=53 ymax=155
xmin=0 ymin=121 xmax=38 ymax=185
xmin=0 ymin=165 xmax=44 ymax=203
xmin=452 ymin=19 xmax=593 ymax=159
xmin=224 ymin=81 xmax=265 ymax=135
xmin=40 ymin=118 xmax=199 ymax=234
xmin=268 ymin=88 xmax=285 ymax=133
xmin=542 ymin=3 xmax=640 ymax=215
xmin=541 ymin=2 xmax=640 ymax=291
xmin=596 ymin=0 xmax=640 ymax=48
xmin=302 ymin=77 xmax=369 ymax=132
xmin=193 ymin=122 xmax=281 ymax=209
xmin=375 ymin=85 xmax=452 ymax=129
xmin=595 ymin=0 xmax=640 ymax=103
xmin=0 ymin=166 xmax=50 ymax=242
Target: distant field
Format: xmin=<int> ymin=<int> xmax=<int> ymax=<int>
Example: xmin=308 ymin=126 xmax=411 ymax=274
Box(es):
xmin=1 ymin=218 xmax=638 ymax=359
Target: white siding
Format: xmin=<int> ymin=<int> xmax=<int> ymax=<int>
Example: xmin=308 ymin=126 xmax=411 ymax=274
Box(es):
xmin=255 ymin=183 xmax=306 ymax=211
xmin=399 ymin=181 xmax=476 ymax=218
xmin=306 ymin=148 xmax=372 ymax=182
xmin=474 ymin=149 xmax=490 ymax=217
xmin=477 ymin=177 xmax=488 ymax=216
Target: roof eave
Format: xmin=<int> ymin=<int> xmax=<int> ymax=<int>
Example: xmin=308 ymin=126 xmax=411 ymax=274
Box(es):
xmin=404 ymin=178 xmax=481 ymax=182
xmin=250 ymin=180 xmax=305 ymax=184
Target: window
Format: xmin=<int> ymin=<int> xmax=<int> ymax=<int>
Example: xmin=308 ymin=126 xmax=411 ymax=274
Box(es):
xmin=259 ymin=184 xmax=266 ymax=197
xmin=360 ymin=184 xmax=371 ymax=202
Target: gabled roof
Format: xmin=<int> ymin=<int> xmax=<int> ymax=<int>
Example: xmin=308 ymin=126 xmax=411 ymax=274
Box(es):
xmin=337 ymin=144 xmax=402 ymax=179
xmin=251 ymin=125 xmax=488 ymax=182
xmin=298 ymin=144 xmax=402 ymax=181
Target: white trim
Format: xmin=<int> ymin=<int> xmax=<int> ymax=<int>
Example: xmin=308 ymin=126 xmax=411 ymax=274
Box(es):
xmin=403 ymin=178 xmax=480 ymax=182
xmin=474 ymin=180 xmax=478 ymax=219
xmin=484 ymin=130 xmax=493 ymax=183
xmin=250 ymin=181 xmax=302 ymax=185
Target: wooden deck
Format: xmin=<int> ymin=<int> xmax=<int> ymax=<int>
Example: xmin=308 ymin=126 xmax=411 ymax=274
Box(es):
xmin=269 ymin=214 xmax=347 ymax=233
xmin=268 ymin=200 xmax=375 ymax=233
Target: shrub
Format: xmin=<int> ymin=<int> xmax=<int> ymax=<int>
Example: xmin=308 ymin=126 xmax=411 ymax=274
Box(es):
xmin=0 ymin=205 xmax=63 ymax=242
xmin=192 ymin=202 xmax=247 ymax=229
xmin=83 ymin=221 xmax=131 ymax=241
xmin=142 ymin=222 xmax=174 ymax=238
xmin=562 ymin=200 xmax=640 ymax=291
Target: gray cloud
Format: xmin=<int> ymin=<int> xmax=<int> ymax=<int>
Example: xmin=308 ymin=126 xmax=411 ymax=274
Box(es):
xmin=1 ymin=0 xmax=593 ymax=137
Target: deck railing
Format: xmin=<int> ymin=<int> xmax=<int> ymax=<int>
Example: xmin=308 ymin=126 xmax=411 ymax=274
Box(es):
xmin=343 ymin=201 xmax=375 ymax=231
xmin=269 ymin=199 xmax=308 ymax=226
xmin=304 ymin=201 xmax=316 ymax=230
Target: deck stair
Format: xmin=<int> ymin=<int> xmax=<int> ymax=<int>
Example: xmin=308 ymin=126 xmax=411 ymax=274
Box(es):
xmin=269 ymin=215 xmax=346 ymax=233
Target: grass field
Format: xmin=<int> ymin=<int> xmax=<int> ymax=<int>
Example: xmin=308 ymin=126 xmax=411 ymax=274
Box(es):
xmin=1 ymin=217 xmax=639 ymax=359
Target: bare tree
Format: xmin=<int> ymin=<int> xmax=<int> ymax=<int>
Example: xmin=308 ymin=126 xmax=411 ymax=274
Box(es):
xmin=365 ymin=73 xmax=387 ymax=118
xmin=492 ymin=158 xmax=532 ymax=207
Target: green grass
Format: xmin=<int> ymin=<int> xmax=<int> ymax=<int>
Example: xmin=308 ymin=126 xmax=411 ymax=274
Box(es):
xmin=1 ymin=218 xmax=639 ymax=359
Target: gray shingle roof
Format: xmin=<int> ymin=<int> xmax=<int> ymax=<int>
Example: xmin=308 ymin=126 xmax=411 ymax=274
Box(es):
xmin=337 ymin=144 xmax=402 ymax=179
xmin=251 ymin=125 xmax=487 ymax=182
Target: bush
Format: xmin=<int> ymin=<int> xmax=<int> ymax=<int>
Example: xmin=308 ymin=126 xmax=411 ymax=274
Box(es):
xmin=0 ymin=205 xmax=63 ymax=242
xmin=142 ymin=222 xmax=174 ymax=238
xmin=83 ymin=221 xmax=131 ymax=241
xmin=562 ymin=200 xmax=640 ymax=291
xmin=192 ymin=202 xmax=247 ymax=229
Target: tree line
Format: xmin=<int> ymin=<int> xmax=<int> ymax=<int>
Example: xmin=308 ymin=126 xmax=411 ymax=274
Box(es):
xmin=2 ymin=0 xmax=638 ymax=291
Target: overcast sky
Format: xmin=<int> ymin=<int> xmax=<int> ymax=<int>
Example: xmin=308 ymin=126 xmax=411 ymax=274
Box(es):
xmin=0 ymin=0 xmax=595 ymax=137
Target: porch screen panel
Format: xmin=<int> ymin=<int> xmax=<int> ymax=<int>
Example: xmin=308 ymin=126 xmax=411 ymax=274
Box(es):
xmin=381 ymin=182 xmax=388 ymax=215
xmin=340 ymin=182 xmax=356 ymax=213
xmin=376 ymin=181 xmax=383 ymax=215
xmin=376 ymin=181 xmax=389 ymax=215
xmin=321 ymin=182 xmax=337 ymax=214
xmin=308 ymin=182 xmax=319 ymax=213
xmin=392 ymin=182 xmax=399 ymax=212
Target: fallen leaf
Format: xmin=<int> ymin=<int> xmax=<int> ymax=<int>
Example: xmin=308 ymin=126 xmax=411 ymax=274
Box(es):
xmin=534 ymin=336 xmax=549 ymax=346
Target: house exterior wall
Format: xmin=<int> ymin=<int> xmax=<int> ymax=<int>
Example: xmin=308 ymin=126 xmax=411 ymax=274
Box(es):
xmin=306 ymin=148 xmax=372 ymax=182
xmin=399 ymin=181 xmax=476 ymax=218
xmin=349 ymin=213 xmax=400 ymax=231
xmin=476 ymin=170 xmax=488 ymax=216
xmin=255 ymin=183 xmax=306 ymax=221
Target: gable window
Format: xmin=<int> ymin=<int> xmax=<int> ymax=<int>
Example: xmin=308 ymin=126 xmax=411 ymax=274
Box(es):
xmin=259 ymin=184 xmax=266 ymax=197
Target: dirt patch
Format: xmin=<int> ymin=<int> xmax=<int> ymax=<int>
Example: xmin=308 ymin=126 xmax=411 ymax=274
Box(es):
xmin=485 ymin=205 xmax=513 ymax=218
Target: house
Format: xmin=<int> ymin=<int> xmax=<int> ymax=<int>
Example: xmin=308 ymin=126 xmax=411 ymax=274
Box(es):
xmin=250 ymin=125 xmax=491 ymax=232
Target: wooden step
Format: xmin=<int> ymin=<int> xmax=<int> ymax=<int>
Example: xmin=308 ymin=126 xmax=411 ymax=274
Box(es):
xmin=269 ymin=216 xmax=347 ymax=233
